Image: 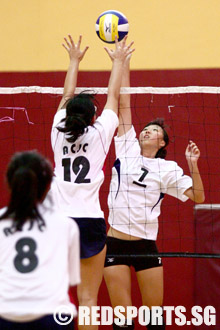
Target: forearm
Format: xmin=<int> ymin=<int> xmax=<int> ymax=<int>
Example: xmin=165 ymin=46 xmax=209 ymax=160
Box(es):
xmin=108 ymin=59 xmax=124 ymax=99
xmin=120 ymin=61 xmax=130 ymax=109
xmin=57 ymin=35 xmax=88 ymax=111
xmin=63 ymin=59 xmax=80 ymax=99
xmin=104 ymin=36 xmax=134 ymax=114
xmin=104 ymin=59 xmax=124 ymax=113
xmin=57 ymin=59 xmax=80 ymax=111
xmin=187 ymin=161 xmax=205 ymax=203
xmin=118 ymin=60 xmax=132 ymax=136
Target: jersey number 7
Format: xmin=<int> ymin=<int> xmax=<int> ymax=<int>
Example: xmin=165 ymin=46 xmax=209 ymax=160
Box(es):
xmin=133 ymin=167 xmax=148 ymax=188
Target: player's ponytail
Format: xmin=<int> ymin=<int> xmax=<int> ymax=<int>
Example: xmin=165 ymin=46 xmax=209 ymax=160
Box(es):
xmin=57 ymin=92 xmax=97 ymax=143
xmin=0 ymin=151 xmax=53 ymax=232
xmin=7 ymin=167 xmax=39 ymax=230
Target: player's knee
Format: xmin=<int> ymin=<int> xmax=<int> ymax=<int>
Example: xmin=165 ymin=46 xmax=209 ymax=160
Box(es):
xmin=78 ymin=294 xmax=97 ymax=308
xmin=113 ymin=320 xmax=135 ymax=330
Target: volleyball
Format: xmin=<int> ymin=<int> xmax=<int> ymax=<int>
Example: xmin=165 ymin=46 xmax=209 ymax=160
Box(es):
xmin=95 ymin=10 xmax=129 ymax=43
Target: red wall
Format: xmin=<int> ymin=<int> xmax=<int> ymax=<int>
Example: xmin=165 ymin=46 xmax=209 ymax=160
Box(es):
xmin=1 ymin=69 xmax=220 ymax=329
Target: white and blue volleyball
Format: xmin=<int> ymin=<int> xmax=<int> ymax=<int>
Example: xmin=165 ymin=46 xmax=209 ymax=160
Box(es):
xmin=95 ymin=10 xmax=129 ymax=43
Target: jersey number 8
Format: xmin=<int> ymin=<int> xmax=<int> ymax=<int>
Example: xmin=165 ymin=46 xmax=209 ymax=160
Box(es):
xmin=14 ymin=237 xmax=38 ymax=274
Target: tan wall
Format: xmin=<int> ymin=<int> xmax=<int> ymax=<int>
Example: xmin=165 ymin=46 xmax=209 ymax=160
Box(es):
xmin=1 ymin=0 xmax=220 ymax=71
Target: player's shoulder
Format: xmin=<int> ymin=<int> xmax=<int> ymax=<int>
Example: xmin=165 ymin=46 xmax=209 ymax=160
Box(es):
xmin=101 ymin=108 xmax=118 ymax=118
xmin=53 ymin=108 xmax=66 ymax=128
xmin=0 ymin=207 xmax=10 ymax=234
xmin=159 ymin=158 xmax=177 ymax=167
xmin=0 ymin=207 xmax=7 ymax=217
xmin=0 ymin=207 xmax=11 ymax=226
xmin=157 ymin=158 xmax=184 ymax=176
xmin=94 ymin=109 xmax=118 ymax=128
xmin=115 ymin=125 xmax=136 ymax=140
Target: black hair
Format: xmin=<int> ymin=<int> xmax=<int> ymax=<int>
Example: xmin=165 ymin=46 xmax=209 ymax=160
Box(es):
xmin=144 ymin=118 xmax=169 ymax=159
xmin=0 ymin=150 xmax=53 ymax=232
xmin=57 ymin=92 xmax=97 ymax=143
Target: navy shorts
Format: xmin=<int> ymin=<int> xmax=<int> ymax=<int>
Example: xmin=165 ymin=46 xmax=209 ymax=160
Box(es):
xmin=104 ymin=236 xmax=162 ymax=272
xmin=0 ymin=315 xmax=74 ymax=330
xmin=73 ymin=217 xmax=107 ymax=259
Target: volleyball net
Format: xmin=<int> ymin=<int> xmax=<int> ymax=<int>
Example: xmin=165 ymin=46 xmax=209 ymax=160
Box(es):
xmin=0 ymin=86 xmax=220 ymax=259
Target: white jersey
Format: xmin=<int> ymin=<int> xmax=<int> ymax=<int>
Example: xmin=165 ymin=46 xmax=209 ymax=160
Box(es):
xmin=0 ymin=202 xmax=80 ymax=322
xmin=50 ymin=109 xmax=118 ymax=218
xmin=108 ymin=126 xmax=193 ymax=240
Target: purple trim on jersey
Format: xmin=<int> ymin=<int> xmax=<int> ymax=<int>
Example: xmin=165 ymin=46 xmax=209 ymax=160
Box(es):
xmin=114 ymin=158 xmax=121 ymax=199
xmin=151 ymin=193 xmax=165 ymax=213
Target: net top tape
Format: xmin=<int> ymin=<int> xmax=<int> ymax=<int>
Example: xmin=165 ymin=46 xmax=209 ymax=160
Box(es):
xmin=1 ymin=86 xmax=220 ymax=95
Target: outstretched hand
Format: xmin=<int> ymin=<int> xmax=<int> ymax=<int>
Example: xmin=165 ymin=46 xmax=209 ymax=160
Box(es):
xmin=185 ymin=140 xmax=201 ymax=163
xmin=62 ymin=35 xmax=89 ymax=62
xmin=104 ymin=36 xmax=135 ymax=62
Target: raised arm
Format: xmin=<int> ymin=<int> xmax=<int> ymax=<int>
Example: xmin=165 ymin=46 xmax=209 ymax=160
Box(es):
xmin=104 ymin=37 xmax=135 ymax=116
xmin=57 ymin=35 xmax=89 ymax=111
xmin=184 ymin=140 xmax=205 ymax=203
xmin=117 ymin=54 xmax=132 ymax=137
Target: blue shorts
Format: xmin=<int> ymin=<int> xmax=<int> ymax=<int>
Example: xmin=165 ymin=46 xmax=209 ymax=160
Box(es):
xmin=104 ymin=236 xmax=162 ymax=272
xmin=73 ymin=217 xmax=106 ymax=259
xmin=0 ymin=315 xmax=74 ymax=330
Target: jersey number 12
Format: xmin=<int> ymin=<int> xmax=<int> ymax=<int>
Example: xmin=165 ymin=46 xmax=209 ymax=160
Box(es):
xmin=62 ymin=156 xmax=91 ymax=183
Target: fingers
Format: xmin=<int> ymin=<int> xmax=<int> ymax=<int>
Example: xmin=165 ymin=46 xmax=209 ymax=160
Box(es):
xmin=189 ymin=140 xmax=198 ymax=150
xmin=68 ymin=34 xmax=75 ymax=47
xmin=115 ymin=35 xmax=130 ymax=50
xmin=187 ymin=140 xmax=200 ymax=156
xmin=81 ymin=45 xmax=89 ymax=57
xmin=63 ymin=37 xmax=71 ymax=50
xmin=114 ymin=35 xmax=127 ymax=47
xmin=120 ymin=35 xmax=128 ymax=47
xmin=61 ymin=35 xmax=89 ymax=61
xmin=115 ymin=36 xmax=132 ymax=50
xmin=121 ymin=37 xmax=135 ymax=56
xmin=127 ymin=40 xmax=134 ymax=49
xmin=62 ymin=35 xmax=75 ymax=51
xmin=62 ymin=34 xmax=134 ymax=62
xmin=115 ymin=35 xmax=119 ymax=47
xmin=111 ymin=36 xmax=135 ymax=59
xmin=104 ymin=47 xmax=111 ymax=55
xmin=62 ymin=34 xmax=84 ymax=50
xmin=127 ymin=47 xmax=135 ymax=56
xmin=104 ymin=47 xmax=114 ymax=59
xmin=77 ymin=35 xmax=82 ymax=48
xmin=62 ymin=43 xmax=69 ymax=52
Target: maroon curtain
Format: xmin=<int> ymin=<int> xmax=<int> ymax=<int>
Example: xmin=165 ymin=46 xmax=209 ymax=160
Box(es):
xmin=194 ymin=205 xmax=220 ymax=329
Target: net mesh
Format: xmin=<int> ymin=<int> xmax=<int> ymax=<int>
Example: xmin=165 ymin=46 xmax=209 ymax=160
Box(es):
xmin=0 ymin=86 xmax=220 ymax=258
